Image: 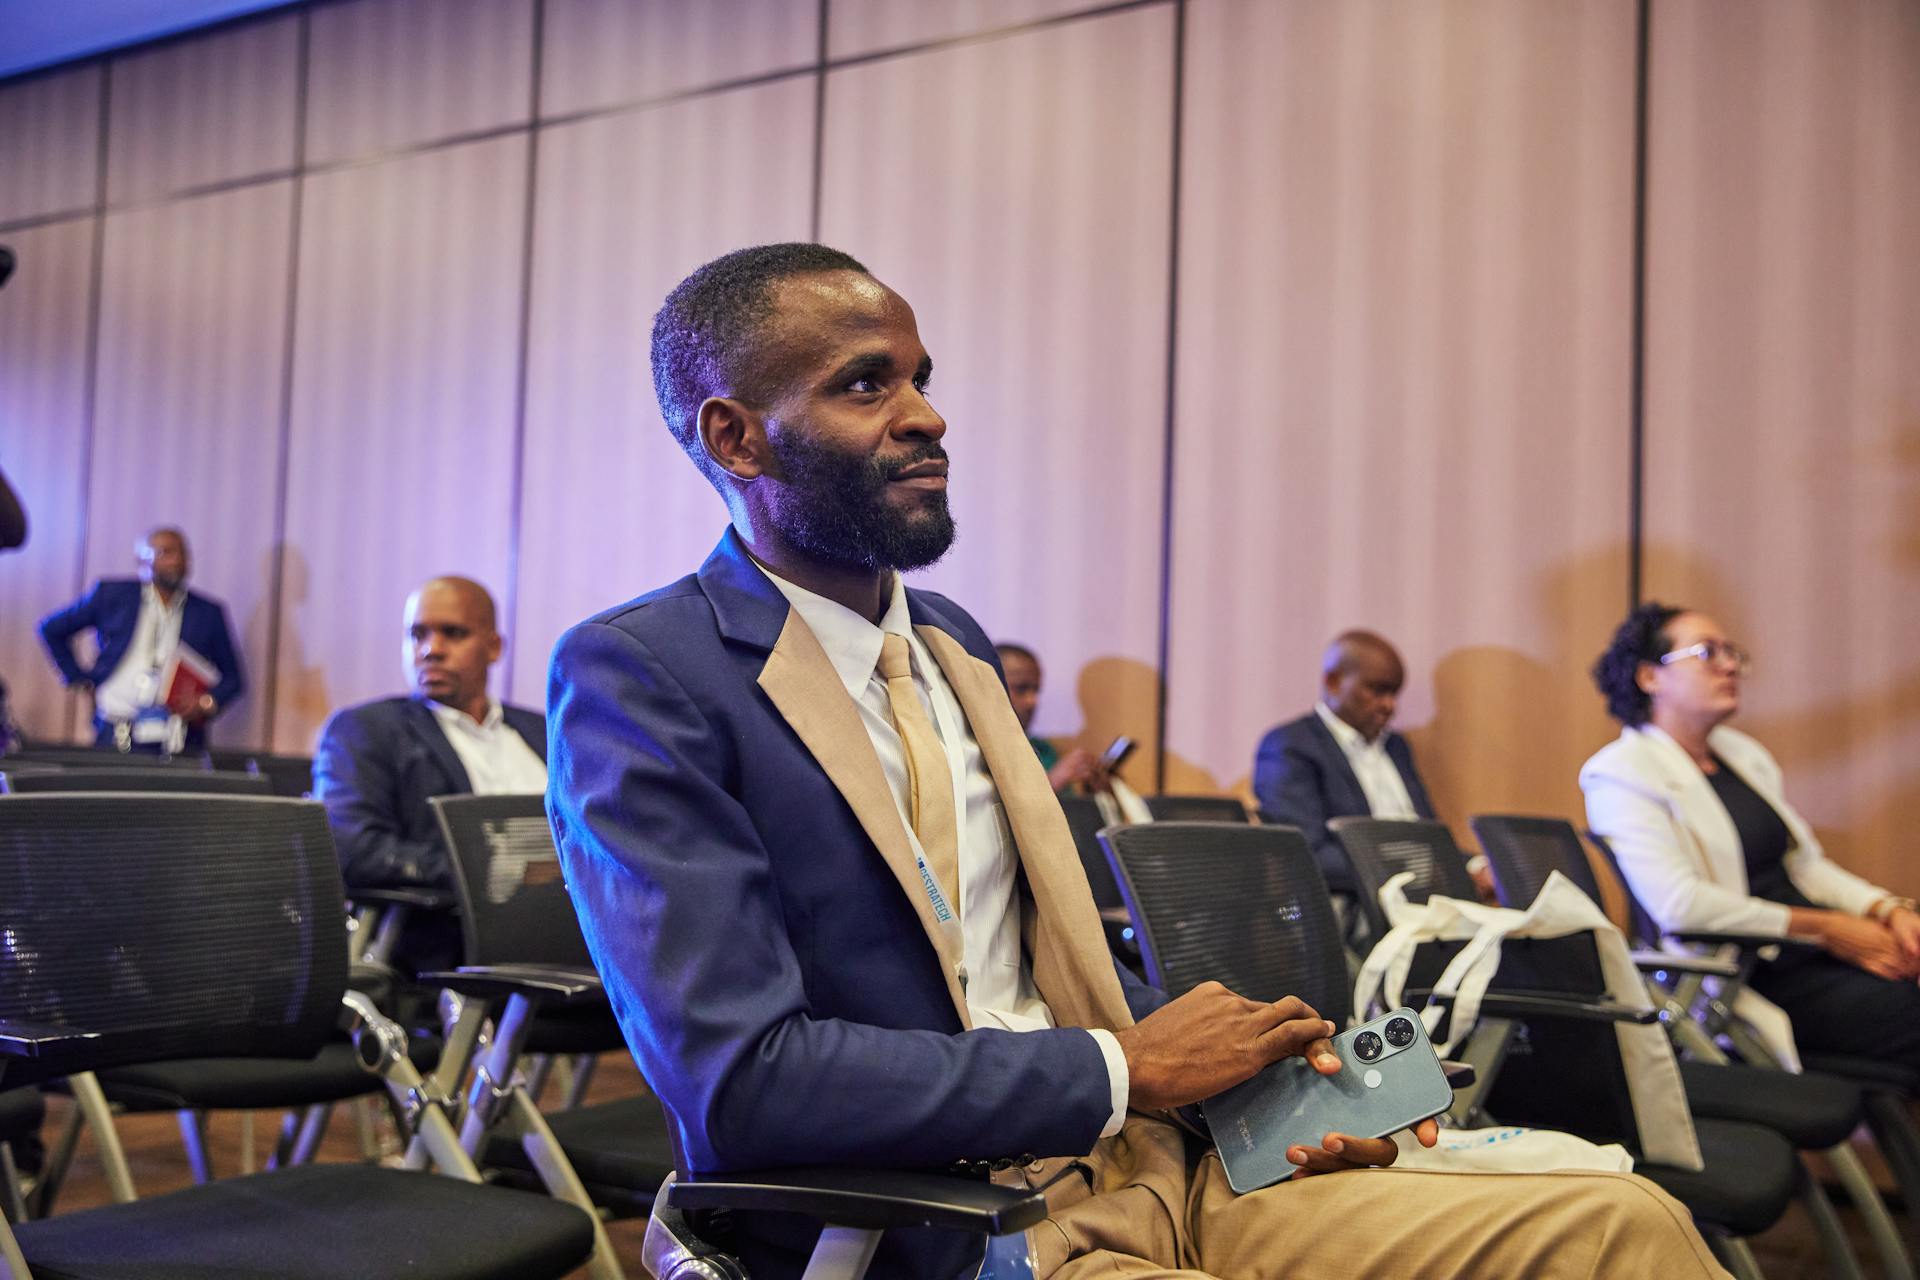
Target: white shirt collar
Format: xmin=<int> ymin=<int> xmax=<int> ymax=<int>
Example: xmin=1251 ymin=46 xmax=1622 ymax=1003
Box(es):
xmin=1316 ymin=700 xmax=1382 ymax=752
xmin=755 ymin=562 xmax=913 ymax=699
xmin=144 ymin=582 xmax=186 ymax=617
xmin=429 ymin=695 xmax=504 ymax=733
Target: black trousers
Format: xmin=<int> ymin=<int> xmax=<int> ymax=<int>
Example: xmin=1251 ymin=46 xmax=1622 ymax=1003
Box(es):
xmin=1751 ymin=950 xmax=1920 ymax=1072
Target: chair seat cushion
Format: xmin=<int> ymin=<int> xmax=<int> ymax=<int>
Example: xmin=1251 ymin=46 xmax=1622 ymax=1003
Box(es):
xmin=0 ymin=1087 xmax=45 ymax=1142
xmin=1679 ymin=1061 xmax=1862 ymax=1150
xmin=486 ymin=1095 xmax=677 ymax=1194
xmin=1633 ymin=1118 xmax=1798 ymax=1237
xmin=524 ymin=1003 xmax=627 ymax=1056
xmin=90 ymin=1036 xmax=440 ymax=1111
xmin=15 ymin=1163 xmax=594 ymax=1280
xmin=1800 ymin=1053 xmax=1920 ymax=1096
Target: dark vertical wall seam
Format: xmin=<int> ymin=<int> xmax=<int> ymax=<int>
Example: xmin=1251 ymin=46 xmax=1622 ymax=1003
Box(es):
xmin=68 ymin=61 xmax=114 ymax=743
xmin=1151 ymin=0 xmax=1186 ymax=793
xmin=1627 ymin=0 xmax=1653 ymax=610
xmin=501 ymin=0 xmax=548 ymax=699
xmin=259 ymin=7 xmax=312 ymax=749
xmin=809 ymin=0 xmax=830 ymax=240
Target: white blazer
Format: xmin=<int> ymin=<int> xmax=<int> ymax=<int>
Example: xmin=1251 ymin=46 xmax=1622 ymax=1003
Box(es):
xmin=1581 ymin=723 xmax=1886 ymax=937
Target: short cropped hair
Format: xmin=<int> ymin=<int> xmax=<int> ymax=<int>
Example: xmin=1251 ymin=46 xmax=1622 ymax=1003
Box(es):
xmin=650 ymin=243 xmax=870 ymax=482
xmin=1591 ymin=601 xmax=1685 ymax=726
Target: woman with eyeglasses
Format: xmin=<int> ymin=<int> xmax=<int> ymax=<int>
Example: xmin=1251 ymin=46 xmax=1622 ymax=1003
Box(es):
xmin=1581 ymin=602 xmax=1920 ymax=1069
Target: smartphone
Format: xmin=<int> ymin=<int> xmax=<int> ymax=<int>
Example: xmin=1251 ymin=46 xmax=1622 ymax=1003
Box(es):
xmin=1204 ymin=1007 xmax=1453 ymax=1193
xmin=1099 ymin=735 xmax=1136 ymax=770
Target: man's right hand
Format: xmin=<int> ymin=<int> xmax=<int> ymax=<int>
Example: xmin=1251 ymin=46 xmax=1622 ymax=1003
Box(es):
xmin=1113 ymin=983 xmax=1337 ymax=1111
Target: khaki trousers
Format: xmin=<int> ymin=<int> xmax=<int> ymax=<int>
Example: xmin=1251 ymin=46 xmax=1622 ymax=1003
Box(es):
xmin=1026 ymin=1118 xmax=1729 ymax=1279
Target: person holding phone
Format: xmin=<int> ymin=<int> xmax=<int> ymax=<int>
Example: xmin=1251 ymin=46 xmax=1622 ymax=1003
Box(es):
xmin=997 ymin=640 xmax=1116 ymax=794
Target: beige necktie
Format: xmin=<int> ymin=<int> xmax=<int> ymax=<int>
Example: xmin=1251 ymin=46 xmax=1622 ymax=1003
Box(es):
xmin=878 ymin=633 xmax=960 ymax=918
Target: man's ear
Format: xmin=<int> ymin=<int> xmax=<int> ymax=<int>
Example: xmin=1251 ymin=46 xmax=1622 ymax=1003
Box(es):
xmin=1635 ymin=661 xmax=1658 ymax=695
xmin=698 ymin=397 xmax=767 ymax=481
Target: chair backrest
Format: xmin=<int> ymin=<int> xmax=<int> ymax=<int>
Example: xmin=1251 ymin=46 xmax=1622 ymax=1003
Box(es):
xmin=1328 ymin=816 xmax=1479 ymax=941
xmin=1142 ymin=794 xmax=1250 ymax=824
xmin=204 ymin=749 xmax=315 ymax=798
xmin=0 ymin=768 xmax=271 ymax=795
xmin=1056 ymin=794 xmax=1124 ymax=911
xmin=430 ymin=793 xmax=594 ymax=969
xmin=1584 ymin=832 xmax=1662 ymax=947
xmin=1099 ymin=822 xmax=1352 ymax=1026
xmin=0 ymin=795 xmax=348 ymax=1087
xmin=1469 ymin=814 xmax=1605 ymax=910
xmin=2 ymin=746 xmax=201 ymax=770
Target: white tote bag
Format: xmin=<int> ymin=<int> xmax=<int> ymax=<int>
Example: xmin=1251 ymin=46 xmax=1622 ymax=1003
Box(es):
xmin=1354 ymin=870 xmax=1702 ymax=1172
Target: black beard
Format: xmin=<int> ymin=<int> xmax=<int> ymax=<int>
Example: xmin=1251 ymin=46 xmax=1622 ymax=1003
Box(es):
xmin=766 ymin=432 xmax=957 ymax=572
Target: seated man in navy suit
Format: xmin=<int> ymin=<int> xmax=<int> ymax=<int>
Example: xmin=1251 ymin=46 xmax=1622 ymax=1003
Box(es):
xmin=38 ymin=527 xmax=243 ymax=751
xmin=314 ymin=576 xmax=545 ymax=966
xmin=544 ymin=244 xmax=1721 ymax=1279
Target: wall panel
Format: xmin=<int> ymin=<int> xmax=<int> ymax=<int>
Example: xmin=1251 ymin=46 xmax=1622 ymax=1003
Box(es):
xmin=540 ymin=0 xmax=816 ymax=120
xmin=305 ymin=0 xmax=533 ymax=166
xmin=0 ymin=66 xmax=102 ymax=224
xmin=510 ymin=79 xmax=816 ymax=706
xmin=1642 ymin=0 xmax=1920 ymax=897
xmin=106 ymin=13 xmax=299 ymax=204
xmin=83 ymin=182 xmax=293 ymax=750
xmin=827 ymin=0 xmax=1102 ymax=59
xmin=0 ymin=220 xmax=96 ymax=740
xmin=275 ymin=136 xmax=528 ymax=752
xmin=1166 ymin=0 xmax=1637 ymax=833
xmin=819 ymin=5 xmax=1174 ymax=787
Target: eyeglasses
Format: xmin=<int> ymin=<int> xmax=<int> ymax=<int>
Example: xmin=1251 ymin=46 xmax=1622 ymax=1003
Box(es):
xmin=1659 ymin=639 xmax=1751 ymax=676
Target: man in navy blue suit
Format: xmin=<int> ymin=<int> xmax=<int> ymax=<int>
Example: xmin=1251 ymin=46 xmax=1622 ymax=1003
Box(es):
xmin=546 ymin=245 xmax=1722 ymax=1279
xmin=38 ymin=527 xmax=243 ymax=751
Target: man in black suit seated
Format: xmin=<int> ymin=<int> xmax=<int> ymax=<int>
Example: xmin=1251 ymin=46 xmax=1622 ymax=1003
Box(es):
xmin=1253 ymin=630 xmax=1486 ymax=900
xmin=314 ymin=575 xmax=546 ymax=968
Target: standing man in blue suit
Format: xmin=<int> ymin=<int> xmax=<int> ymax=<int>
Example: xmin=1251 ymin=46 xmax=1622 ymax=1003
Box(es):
xmin=546 ymin=245 xmax=1722 ymax=1280
xmin=38 ymin=527 xmax=243 ymax=751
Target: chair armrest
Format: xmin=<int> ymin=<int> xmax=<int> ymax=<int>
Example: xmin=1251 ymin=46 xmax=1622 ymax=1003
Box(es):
xmin=1442 ymin=1060 xmax=1476 ymax=1090
xmin=346 ymin=886 xmax=457 ymax=910
xmin=417 ymin=963 xmax=606 ymax=1008
xmin=1630 ymin=950 xmax=1740 ymax=978
xmin=668 ymin=1166 xmax=1049 ymax=1235
xmin=1475 ymin=993 xmax=1657 ymax=1025
xmin=1663 ymin=930 xmax=1821 ymax=953
xmin=0 ymin=1019 xmax=101 ymax=1060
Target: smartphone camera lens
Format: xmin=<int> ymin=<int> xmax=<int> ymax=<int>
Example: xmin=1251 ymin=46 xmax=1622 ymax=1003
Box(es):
xmin=1384 ymin=1016 xmax=1416 ymax=1048
xmin=1353 ymin=1031 xmax=1383 ymax=1062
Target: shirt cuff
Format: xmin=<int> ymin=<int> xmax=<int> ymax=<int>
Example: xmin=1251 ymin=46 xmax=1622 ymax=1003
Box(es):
xmin=1086 ymin=1028 xmax=1129 ymax=1137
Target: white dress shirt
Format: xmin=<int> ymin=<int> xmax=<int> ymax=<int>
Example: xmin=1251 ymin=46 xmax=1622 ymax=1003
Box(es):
xmin=94 ymin=584 xmax=186 ymax=721
xmin=1316 ymin=701 xmax=1417 ymax=819
xmin=429 ymin=697 xmax=550 ymax=795
xmin=760 ymin=564 xmax=1130 ymax=1138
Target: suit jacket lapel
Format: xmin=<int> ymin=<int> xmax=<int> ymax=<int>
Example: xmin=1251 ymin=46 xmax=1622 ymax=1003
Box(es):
xmin=401 ymin=699 xmax=472 ymax=794
xmin=756 ymin=607 xmax=972 ymax=1026
xmin=1308 ymin=714 xmax=1369 ymax=814
xmin=1637 ymin=725 xmax=1745 ymax=890
xmin=916 ymin=625 xmax=1134 ymax=1036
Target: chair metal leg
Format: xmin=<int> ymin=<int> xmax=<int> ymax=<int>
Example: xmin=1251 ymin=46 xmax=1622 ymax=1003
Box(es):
xmin=352 ymin=1095 xmax=383 ymax=1160
xmin=503 ymin=1088 xmax=624 ymax=1280
xmin=1708 ymin=1233 xmax=1769 ymax=1280
xmin=1444 ymin=1018 xmax=1515 ymax=1128
xmin=68 ymin=1074 xmax=136 ymax=1203
xmin=1 ymin=1214 xmax=30 ymax=1279
xmin=1862 ymin=1092 xmax=1920 ymax=1250
xmin=1827 ymin=1141 xmax=1916 ymax=1280
xmin=524 ymin=1053 xmax=555 ymax=1106
xmin=176 ymin=1110 xmax=213 ymax=1184
xmin=548 ymin=1056 xmax=574 ymax=1109
xmin=1794 ymin=1160 xmax=1867 ymax=1280
xmin=0 ymin=1143 xmax=27 ymax=1225
xmin=288 ymin=1104 xmax=333 ymax=1166
xmin=563 ymin=1054 xmax=598 ymax=1111
xmin=268 ymin=1110 xmax=301 ymax=1169
xmin=800 ymin=1227 xmax=883 ymax=1280
xmin=30 ymin=1100 xmax=83 ymax=1217
xmin=237 ymin=1109 xmax=255 ymax=1175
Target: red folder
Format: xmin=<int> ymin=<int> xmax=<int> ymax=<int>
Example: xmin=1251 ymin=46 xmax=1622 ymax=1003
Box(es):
xmin=160 ymin=644 xmax=219 ymax=717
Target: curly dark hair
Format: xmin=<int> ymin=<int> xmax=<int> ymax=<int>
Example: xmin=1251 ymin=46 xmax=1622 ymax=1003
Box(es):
xmin=1592 ymin=601 xmax=1686 ymax=725
xmin=649 ymin=243 xmax=870 ymax=485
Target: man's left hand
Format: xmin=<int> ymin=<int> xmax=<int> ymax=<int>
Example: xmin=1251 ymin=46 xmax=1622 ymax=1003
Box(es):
xmin=1286 ymin=1117 xmax=1439 ymax=1177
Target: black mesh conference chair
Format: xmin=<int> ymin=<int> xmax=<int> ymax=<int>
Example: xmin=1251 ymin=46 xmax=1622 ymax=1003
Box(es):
xmin=0 ymin=768 xmax=270 ymax=795
xmin=0 ymin=747 xmax=201 ymax=771
xmin=0 ymin=793 xmax=597 ymax=1279
xmin=427 ymin=794 xmax=1049 ymax=1280
xmin=1328 ymin=817 xmax=1800 ymax=1279
xmin=1474 ymin=814 xmax=1912 ymax=1280
xmin=1141 ymin=794 xmax=1251 ymax=824
xmin=204 ymin=749 xmax=315 ymax=797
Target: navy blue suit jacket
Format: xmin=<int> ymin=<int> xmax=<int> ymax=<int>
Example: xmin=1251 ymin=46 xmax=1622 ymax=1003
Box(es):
xmin=1251 ymin=712 xmax=1436 ymax=895
xmin=38 ymin=578 xmax=244 ymax=744
xmin=548 ymin=530 xmax=1166 ymax=1279
xmin=313 ymin=695 xmax=546 ymax=891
